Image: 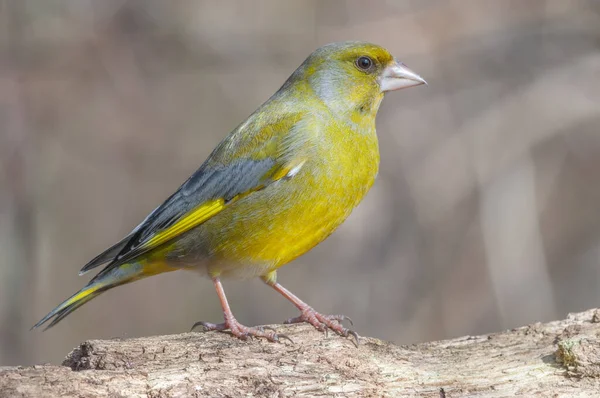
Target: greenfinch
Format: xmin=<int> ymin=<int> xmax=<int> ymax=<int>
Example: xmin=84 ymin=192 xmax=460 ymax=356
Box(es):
xmin=33 ymin=41 xmax=426 ymax=342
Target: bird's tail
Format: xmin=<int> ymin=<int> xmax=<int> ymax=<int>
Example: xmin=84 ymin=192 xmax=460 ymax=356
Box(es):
xmin=31 ymin=262 xmax=154 ymax=330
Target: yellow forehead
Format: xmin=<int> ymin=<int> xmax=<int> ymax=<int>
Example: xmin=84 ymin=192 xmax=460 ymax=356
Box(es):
xmin=309 ymin=41 xmax=396 ymax=67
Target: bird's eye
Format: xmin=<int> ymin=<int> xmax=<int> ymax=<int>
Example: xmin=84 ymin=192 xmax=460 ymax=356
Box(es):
xmin=355 ymin=56 xmax=374 ymax=71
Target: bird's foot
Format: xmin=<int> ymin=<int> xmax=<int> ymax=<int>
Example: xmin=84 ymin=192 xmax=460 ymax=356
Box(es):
xmin=285 ymin=309 xmax=359 ymax=346
xmin=191 ymin=319 xmax=292 ymax=343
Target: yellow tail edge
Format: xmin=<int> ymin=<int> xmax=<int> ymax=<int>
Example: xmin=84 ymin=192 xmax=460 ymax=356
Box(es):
xmin=32 ymin=259 xmax=179 ymax=330
xmin=31 ymin=261 xmax=149 ymax=331
xmin=31 ymin=283 xmax=106 ymax=331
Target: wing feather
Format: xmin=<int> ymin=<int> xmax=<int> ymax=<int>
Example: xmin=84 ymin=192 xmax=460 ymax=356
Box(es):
xmin=86 ymin=111 xmax=310 ymax=277
xmin=78 ymin=237 xmax=130 ymax=275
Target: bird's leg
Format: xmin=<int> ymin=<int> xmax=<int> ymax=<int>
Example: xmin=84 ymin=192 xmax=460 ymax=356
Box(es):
xmin=191 ymin=276 xmax=291 ymax=343
xmin=261 ymin=274 xmax=358 ymax=345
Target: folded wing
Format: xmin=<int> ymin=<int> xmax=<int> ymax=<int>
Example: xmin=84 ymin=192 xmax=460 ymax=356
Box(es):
xmin=80 ymin=111 xmax=310 ymax=279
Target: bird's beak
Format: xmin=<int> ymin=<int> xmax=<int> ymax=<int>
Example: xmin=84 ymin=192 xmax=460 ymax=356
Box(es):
xmin=379 ymin=61 xmax=427 ymax=92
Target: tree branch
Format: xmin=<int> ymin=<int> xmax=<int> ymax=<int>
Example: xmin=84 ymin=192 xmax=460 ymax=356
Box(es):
xmin=2 ymin=308 xmax=600 ymax=397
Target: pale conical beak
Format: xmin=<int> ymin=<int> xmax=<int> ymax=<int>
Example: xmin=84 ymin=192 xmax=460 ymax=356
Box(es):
xmin=379 ymin=62 xmax=427 ymax=92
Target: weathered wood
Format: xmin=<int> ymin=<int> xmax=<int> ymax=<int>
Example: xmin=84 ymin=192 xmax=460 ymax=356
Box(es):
xmin=2 ymin=309 xmax=600 ymax=397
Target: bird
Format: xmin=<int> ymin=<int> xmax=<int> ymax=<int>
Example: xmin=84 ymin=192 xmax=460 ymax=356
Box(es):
xmin=32 ymin=41 xmax=426 ymax=343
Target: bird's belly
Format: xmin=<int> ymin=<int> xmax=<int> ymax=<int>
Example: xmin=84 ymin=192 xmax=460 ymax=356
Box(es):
xmin=244 ymin=190 xmax=352 ymax=265
xmin=211 ymin=182 xmax=361 ymax=273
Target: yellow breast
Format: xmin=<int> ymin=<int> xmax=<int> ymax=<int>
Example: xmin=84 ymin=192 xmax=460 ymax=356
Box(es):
xmin=199 ymin=117 xmax=380 ymax=277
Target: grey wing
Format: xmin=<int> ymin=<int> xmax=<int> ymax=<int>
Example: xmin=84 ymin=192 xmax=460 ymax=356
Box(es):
xmin=80 ymin=157 xmax=276 ymax=277
xmin=78 ymin=203 xmax=161 ymax=275
xmin=79 ymin=237 xmax=130 ymax=275
xmin=122 ymin=158 xmax=277 ymax=253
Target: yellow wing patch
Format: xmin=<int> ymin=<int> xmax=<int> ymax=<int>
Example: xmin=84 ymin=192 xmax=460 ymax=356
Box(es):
xmin=141 ymin=199 xmax=225 ymax=251
xmin=137 ymin=158 xmax=306 ymax=253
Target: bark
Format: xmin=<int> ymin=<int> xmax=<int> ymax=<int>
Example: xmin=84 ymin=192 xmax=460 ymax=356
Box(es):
xmin=2 ymin=308 xmax=600 ymax=397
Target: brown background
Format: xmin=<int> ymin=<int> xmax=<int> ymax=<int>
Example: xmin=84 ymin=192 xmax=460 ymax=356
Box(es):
xmin=1 ymin=0 xmax=599 ymax=366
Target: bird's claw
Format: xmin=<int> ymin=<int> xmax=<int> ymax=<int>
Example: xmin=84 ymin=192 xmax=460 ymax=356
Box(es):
xmin=285 ymin=309 xmax=359 ymax=346
xmin=345 ymin=329 xmax=360 ymax=348
xmin=273 ymin=333 xmax=294 ymax=344
xmin=256 ymin=325 xmax=295 ymax=344
xmin=191 ymin=319 xmax=292 ymax=344
xmin=191 ymin=320 xmax=226 ymax=332
xmin=329 ymin=314 xmax=354 ymax=326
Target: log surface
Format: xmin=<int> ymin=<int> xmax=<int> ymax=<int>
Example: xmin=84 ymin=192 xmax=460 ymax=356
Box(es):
xmin=2 ymin=309 xmax=600 ymax=397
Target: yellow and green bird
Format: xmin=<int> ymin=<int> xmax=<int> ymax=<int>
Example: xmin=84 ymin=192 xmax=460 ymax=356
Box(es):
xmin=33 ymin=41 xmax=426 ymax=342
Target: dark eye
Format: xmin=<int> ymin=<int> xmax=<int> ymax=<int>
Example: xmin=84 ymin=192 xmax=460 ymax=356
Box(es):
xmin=355 ymin=56 xmax=374 ymax=71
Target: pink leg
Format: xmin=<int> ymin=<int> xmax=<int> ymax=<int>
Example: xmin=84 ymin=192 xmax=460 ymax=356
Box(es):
xmin=263 ymin=278 xmax=358 ymax=345
xmin=191 ymin=277 xmax=290 ymax=343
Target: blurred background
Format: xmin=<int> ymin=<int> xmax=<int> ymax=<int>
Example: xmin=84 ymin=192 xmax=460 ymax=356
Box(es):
xmin=1 ymin=0 xmax=599 ymax=366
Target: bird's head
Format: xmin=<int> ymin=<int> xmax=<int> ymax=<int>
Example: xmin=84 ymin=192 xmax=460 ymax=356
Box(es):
xmin=285 ymin=41 xmax=426 ymax=124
